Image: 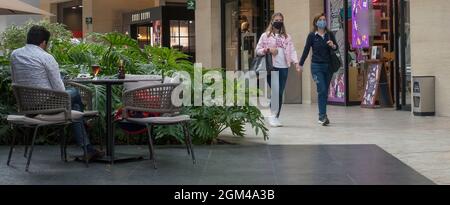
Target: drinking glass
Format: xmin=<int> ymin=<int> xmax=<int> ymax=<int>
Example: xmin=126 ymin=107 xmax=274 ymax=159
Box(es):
xmin=92 ymin=65 xmax=101 ymax=80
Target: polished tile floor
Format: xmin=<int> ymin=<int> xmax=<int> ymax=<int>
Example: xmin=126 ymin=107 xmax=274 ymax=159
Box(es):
xmin=0 ymin=145 xmax=434 ymax=185
xmin=221 ymin=104 xmax=450 ymax=185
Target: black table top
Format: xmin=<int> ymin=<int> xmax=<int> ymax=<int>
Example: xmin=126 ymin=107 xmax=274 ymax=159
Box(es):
xmin=67 ymin=78 xmax=163 ymax=85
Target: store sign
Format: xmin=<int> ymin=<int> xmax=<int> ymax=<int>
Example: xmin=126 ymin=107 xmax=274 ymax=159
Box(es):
xmin=187 ymin=0 xmax=195 ymax=10
xmin=85 ymin=17 xmax=92 ymax=25
xmin=132 ymin=11 xmax=151 ymax=22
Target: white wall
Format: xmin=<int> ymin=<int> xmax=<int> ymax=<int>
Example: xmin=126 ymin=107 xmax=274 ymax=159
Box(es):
xmin=275 ymin=0 xmax=324 ymax=104
xmin=410 ymin=0 xmax=450 ymax=117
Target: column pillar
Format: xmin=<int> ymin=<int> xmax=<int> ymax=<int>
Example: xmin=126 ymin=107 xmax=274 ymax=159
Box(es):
xmin=410 ymin=0 xmax=450 ymax=117
xmin=195 ymin=0 xmax=222 ymax=68
xmin=274 ymin=0 xmax=324 ymax=104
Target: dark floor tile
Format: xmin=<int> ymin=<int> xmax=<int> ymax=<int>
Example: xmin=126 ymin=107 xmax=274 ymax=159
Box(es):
xmin=198 ymin=174 xmax=277 ymax=185
xmin=276 ymin=173 xmax=355 ymax=185
xmin=0 ymin=145 xmax=435 ymax=185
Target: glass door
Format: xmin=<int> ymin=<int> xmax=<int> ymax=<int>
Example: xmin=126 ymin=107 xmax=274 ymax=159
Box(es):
xmin=222 ymin=0 xmax=272 ymax=71
xmin=395 ymin=0 xmax=412 ymax=111
xmin=136 ymin=24 xmax=152 ymax=48
xmin=223 ymin=0 xmax=240 ymax=71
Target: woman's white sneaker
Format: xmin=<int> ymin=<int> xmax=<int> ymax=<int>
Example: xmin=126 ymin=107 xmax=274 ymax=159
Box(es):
xmin=268 ymin=117 xmax=278 ymax=127
xmin=268 ymin=117 xmax=283 ymax=127
xmin=274 ymin=118 xmax=283 ymax=127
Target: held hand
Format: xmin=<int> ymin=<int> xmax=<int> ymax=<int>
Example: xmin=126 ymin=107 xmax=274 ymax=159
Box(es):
xmin=296 ymin=64 xmax=303 ymax=72
xmin=269 ymin=48 xmax=278 ymax=56
xmin=327 ymin=40 xmax=335 ymax=49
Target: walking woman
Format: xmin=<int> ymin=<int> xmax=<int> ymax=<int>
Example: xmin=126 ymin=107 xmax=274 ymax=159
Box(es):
xmin=298 ymin=13 xmax=338 ymax=126
xmin=256 ymin=12 xmax=302 ymax=127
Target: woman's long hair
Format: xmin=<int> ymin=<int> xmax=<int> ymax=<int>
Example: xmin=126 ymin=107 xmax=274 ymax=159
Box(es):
xmin=265 ymin=12 xmax=288 ymax=38
xmin=312 ymin=13 xmax=329 ymax=33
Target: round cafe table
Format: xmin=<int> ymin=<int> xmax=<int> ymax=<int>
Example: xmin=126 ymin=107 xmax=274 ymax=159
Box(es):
xmin=67 ymin=77 xmax=163 ymax=164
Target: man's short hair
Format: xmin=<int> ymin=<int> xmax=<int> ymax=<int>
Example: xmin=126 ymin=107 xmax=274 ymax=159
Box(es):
xmin=26 ymin=25 xmax=51 ymax=46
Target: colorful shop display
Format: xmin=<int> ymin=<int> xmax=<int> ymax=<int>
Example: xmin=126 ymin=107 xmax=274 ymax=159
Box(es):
xmin=325 ymin=0 xmax=395 ymax=107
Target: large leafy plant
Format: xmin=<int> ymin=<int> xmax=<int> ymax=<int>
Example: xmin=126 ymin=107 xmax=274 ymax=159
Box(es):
xmin=0 ymin=20 xmax=72 ymax=57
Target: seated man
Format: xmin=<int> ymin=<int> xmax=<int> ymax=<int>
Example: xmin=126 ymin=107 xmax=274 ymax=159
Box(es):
xmin=10 ymin=25 xmax=103 ymax=161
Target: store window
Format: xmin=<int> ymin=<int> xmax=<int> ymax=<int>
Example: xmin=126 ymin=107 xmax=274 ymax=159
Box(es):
xmin=222 ymin=0 xmax=273 ymax=71
xmin=137 ymin=25 xmax=151 ymax=47
xmin=325 ymin=0 xmax=398 ymax=107
xmin=135 ymin=21 xmax=162 ymax=48
xmin=326 ymin=0 xmax=348 ymax=104
xmin=170 ymin=20 xmax=195 ymax=56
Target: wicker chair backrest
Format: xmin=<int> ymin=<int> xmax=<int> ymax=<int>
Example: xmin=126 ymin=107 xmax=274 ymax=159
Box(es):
xmin=12 ymin=84 xmax=72 ymax=120
xmin=122 ymin=83 xmax=182 ymax=115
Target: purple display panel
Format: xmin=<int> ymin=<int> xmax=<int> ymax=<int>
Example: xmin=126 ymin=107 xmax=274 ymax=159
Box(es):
xmin=351 ymin=0 xmax=370 ymax=49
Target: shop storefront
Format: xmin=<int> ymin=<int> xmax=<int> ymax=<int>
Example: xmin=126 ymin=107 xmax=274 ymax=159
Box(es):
xmin=56 ymin=0 xmax=83 ymax=38
xmin=324 ymin=0 xmax=411 ymax=109
xmin=220 ymin=0 xmax=306 ymax=104
xmin=123 ymin=5 xmax=195 ymax=60
xmin=221 ymin=0 xmax=274 ymax=71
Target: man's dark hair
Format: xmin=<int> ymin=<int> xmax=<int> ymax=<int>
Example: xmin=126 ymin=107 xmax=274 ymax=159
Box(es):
xmin=26 ymin=25 xmax=51 ymax=46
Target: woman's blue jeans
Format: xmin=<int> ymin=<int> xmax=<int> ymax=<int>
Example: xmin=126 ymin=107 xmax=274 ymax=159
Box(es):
xmin=66 ymin=88 xmax=91 ymax=147
xmin=267 ymin=67 xmax=289 ymax=118
xmin=311 ymin=63 xmax=332 ymax=119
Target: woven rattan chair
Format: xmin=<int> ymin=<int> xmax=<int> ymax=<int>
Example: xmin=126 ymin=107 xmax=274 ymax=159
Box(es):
xmin=65 ymin=81 xmax=94 ymax=110
xmin=65 ymin=81 xmax=101 ymax=148
xmin=120 ymin=83 xmax=195 ymax=169
xmin=6 ymin=84 xmax=96 ymax=171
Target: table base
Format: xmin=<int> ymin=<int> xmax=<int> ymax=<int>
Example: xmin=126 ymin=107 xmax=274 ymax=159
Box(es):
xmin=74 ymin=153 xmax=145 ymax=164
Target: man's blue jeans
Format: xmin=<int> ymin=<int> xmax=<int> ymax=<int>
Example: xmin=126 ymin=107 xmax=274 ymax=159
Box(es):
xmin=66 ymin=88 xmax=91 ymax=148
xmin=311 ymin=63 xmax=332 ymax=119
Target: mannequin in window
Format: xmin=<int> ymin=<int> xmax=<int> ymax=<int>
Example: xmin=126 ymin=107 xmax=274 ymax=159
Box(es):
xmin=241 ymin=20 xmax=255 ymax=70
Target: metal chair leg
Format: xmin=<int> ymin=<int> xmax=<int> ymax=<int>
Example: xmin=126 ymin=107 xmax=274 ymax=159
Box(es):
xmin=64 ymin=131 xmax=70 ymax=162
xmin=24 ymin=128 xmax=29 ymax=158
xmin=25 ymin=125 xmax=40 ymax=172
xmin=111 ymin=122 xmax=115 ymax=165
xmin=81 ymin=126 xmax=89 ymax=168
xmin=97 ymin=117 xmax=104 ymax=151
xmin=58 ymin=128 xmax=65 ymax=162
xmin=184 ymin=122 xmax=196 ymax=165
xmin=182 ymin=123 xmax=191 ymax=155
xmin=146 ymin=124 xmax=157 ymax=169
xmin=7 ymin=124 xmax=17 ymax=166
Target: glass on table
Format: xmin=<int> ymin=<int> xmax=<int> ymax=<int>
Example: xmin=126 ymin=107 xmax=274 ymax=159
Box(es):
xmin=92 ymin=65 xmax=101 ymax=80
